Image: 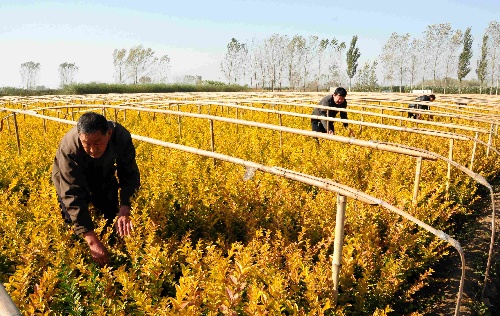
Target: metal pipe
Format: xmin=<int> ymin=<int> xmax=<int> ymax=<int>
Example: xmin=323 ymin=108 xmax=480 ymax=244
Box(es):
xmin=42 ymin=109 xmax=47 ymax=133
xmin=0 ymin=283 xmax=21 ymax=316
xmin=413 ymin=157 xmax=423 ymax=204
xmin=487 ymin=124 xmax=493 ymax=157
xmin=13 ymin=113 xmax=21 ymax=155
xmin=332 ymin=194 xmax=347 ymax=305
xmin=470 ymin=132 xmax=478 ymax=171
xmin=446 ymin=139 xmax=454 ymax=195
xmin=279 ymin=113 xmax=283 ymax=148
xmin=210 ymin=119 xmax=215 ymax=152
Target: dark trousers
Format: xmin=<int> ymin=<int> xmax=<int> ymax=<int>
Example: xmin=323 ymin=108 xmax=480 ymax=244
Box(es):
xmin=57 ymin=179 xmax=119 ymax=233
xmin=311 ymin=119 xmax=331 ymax=133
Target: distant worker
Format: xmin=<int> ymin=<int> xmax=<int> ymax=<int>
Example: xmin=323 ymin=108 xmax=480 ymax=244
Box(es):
xmin=52 ymin=112 xmax=140 ymax=266
xmin=311 ymin=87 xmax=355 ymax=137
xmin=408 ymin=94 xmax=436 ymax=119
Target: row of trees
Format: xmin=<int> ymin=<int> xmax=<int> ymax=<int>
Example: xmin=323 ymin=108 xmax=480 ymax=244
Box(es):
xmin=19 ymin=45 xmax=171 ymax=91
xmin=379 ymin=22 xmax=499 ymax=93
xmin=220 ymin=35 xmax=361 ymax=91
xmin=112 ymin=45 xmax=170 ymax=84
xmin=16 ymin=20 xmax=499 ymax=93
xmin=19 ymin=62 xmax=79 ymax=91
xmin=220 ymin=20 xmax=500 ymax=93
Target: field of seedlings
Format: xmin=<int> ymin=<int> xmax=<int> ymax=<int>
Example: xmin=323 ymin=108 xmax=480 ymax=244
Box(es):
xmin=1 ymin=91 xmax=500 ymax=315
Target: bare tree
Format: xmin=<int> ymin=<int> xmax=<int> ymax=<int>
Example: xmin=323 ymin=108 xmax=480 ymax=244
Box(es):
xmin=425 ymin=23 xmax=452 ymax=84
xmin=486 ymin=21 xmax=500 ymax=94
xmin=408 ymin=38 xmax=424 ymax=89
xmin=328 ymin=39 xmax=346 ymax=87
xmin=113 ymin=48 xmax=127 ymax=83
xmin=58 ymin=62 xmax=79 ymax=86
xmin=248 ymin=37 xmax=264 ymax=89
xmin=316 ymin=38 xmax=329 ymax=91
xmin=263 ymin=34 xmax=288 ymax=91
xmin=301 ymin=35 xmax=318 ymax=90
xmin=155 ymin=55 xmax=171 ymax=83
xmin=220 ymin=38 xmax=247 ymax=84
xmin=356 ymin=60 xmax=378 ymax=91
xmin=286 ymin=35 xmax=303 ymax=91
xmin=20 ymin=61 xmax=41 ymax=91
xmin=380 ymin=32 xmax=410 ymax=92
xmin=443 ymin=29 xmax=463 ymax=92
xmin=263 ymin=34 xmax=283 ymax=91
xmin=126 ymin=45 xmax=157 ymax=84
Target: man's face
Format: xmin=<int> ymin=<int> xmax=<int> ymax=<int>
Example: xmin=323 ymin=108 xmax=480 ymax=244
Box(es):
xmin=79 ymin=130 xmax=112 ymax=158
xmin=333 ymin=94 xmax=345 ymax=104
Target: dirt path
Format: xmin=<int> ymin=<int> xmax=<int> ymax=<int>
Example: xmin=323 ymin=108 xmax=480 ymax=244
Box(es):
xmin=428 ymin=183 xmax=500 ymax=315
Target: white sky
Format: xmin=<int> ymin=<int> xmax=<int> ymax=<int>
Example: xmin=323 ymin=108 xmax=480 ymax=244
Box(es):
xmin=0 ymin=0 xmax=498 ymax=88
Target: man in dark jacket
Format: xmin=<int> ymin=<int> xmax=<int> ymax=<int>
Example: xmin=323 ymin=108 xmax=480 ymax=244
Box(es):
xmin=52 ymin=112 xmax=140 ymax=266
xmin=311 ymin=87 xmax=354 ymax=136
xmin=408 ymin=94 xmax=436 ymax=119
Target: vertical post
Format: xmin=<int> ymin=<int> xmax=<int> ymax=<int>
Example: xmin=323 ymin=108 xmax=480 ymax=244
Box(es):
xmin=446 ymin=139 xmax=454 ymax=195
xmin=124 ymin=109 xmax=127 ymax=121
xmin=279 ymin=113 xmax=283 ymax=148
xmin=178 ymin=116 xmax=182 ymax=139
xmin=0 ymin=283 xmax=21 ymax=315
xmin=360 ymin=107 xmax=364 ymax=133
xmin=101 ymin=108 xmax=106 ymax=117
xmin=486 ymin=124 xmax=493 ymax=157
xmin=13 ymin=113 xmax=21 ymax=156
xmin=114 ymin=109 xmax=118 ymax=122
xmin=236 ymin=108 xmax=239 ymax=134
xmin=71 ymin=110 xmax=75 ymax=121
xmin=326 ymin=110 xmax=330 ymax=133
xmin=332 ymin=194 xmax=347 ymax=305
xmin=470 ymin=132 xmax=478 ymax=171
xmin=413 ymin=157 xmax=423 ymax=204
xmin=210 ymin=119 xmax=215 ymax=152
xmin=42 ymin=109 xmax=47 ymax=133
xmin=380 ymin=109 xmax=384 ymax=124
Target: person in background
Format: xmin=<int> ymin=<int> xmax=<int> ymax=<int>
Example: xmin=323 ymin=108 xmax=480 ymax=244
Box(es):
xmin=408 ymin=94 xmax=436 ymax=119
xmin=311 ymin=87 xmax=355 ymax=137
xmin=52 ymin=112 xmax=140 ymax=266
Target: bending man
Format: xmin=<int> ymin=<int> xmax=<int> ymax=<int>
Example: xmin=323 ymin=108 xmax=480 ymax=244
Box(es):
xmin=408 ymin=94 xmax=436 ymax=119
xmin=52 ymin=112 xmax=140 ymax=266
xmin=311 ymin=87 xmax=354 ymax=136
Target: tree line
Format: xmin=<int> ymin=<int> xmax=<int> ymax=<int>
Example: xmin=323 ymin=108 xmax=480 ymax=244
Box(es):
xmin=17 ymin=45 xmax=172 ymax=91
xmin=19 ymin=61 xmax=79 ymax=91
xmin=14 ymin=20 xmax=500 ymax=94
xmin=220 ymin=21 xmax=500 ymax=94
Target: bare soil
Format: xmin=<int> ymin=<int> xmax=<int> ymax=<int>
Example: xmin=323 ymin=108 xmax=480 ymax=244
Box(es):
xmin=421 ymin=182 xmax=500 ymax=316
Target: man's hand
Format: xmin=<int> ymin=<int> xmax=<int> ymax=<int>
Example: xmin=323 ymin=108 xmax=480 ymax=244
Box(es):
xmin=328 ymin=129 xmax=334 ymax=135
xmin=115 ymin=205 xmax=133 ymax=238
xmin=348 ymin=128 xmax=355 ymax=137
xmin=83 ymin=231 xmax=109 ymax=267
